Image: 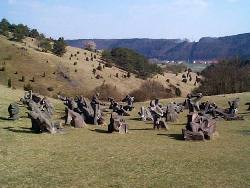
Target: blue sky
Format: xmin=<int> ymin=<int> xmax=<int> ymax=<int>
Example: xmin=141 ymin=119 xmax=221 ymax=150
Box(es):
xmin=0 ymin=0 xmax=249 ymax=40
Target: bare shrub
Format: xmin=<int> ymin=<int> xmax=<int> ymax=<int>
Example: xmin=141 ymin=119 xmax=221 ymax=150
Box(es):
xmin=130 ymin=80 xmax=174 ymax=102
xmin=96 ymin=64 xmax=102 ymax=71
xmin=20 ymin=76 xmax=25 ymax=82
xmin=175 ymin=87 xmax=182 ymax=97
xmin=182 ymin=78 xmax=187 ymax=83
xmin=95 ymin=74 xmax=103 ymax=79
xmin=105 ymin=62 xmax=113 ymax=68
xmin=56 ymin=64 xmax=70 ymax=80
xmin=93 ymin=84 xmax=123 ymax=101
xmin=8 ymin=78 xmax=12 ymax=88
xmin=47 ymin=87 xmax=54 ymax=92
xmin=24 ymin=83 xmax=33 ymax=91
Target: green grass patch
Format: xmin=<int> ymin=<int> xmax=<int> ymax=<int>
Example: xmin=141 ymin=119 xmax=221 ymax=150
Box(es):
xmin=0 ymin=85 xmax=250 ymax=187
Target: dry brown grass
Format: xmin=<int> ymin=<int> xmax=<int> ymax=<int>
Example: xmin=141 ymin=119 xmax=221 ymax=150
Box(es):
xmin=0 ymin=35 xmax=198 ymax=98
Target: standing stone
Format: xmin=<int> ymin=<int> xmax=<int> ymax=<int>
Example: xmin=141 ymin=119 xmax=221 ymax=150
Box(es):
xmin=8 ymin=103 xmax=19 ymax=120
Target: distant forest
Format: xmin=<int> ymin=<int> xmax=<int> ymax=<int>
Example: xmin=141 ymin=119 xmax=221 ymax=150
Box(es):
xmin=102 ymin=48 xmax=163 ymax=78
xmin=195 ymin=59 xmax=250 ymax=95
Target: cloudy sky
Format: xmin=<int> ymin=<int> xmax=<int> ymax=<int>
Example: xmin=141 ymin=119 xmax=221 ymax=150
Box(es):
xmin=0 ymin=0 xmax=249 ymax=40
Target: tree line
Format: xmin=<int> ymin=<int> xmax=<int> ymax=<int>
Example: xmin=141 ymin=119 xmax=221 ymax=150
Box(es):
xmin=102 ymin=48 xmax=163 ymax=78
xmin=195 ymin=58 xmax=250 ymax=95
xmin=0 ymin=18 xmax=66 ymax=56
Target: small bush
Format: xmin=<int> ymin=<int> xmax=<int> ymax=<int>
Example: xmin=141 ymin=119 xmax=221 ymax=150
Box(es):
xmin=8 ymin=78 xmax=12 ymax=88
xmin=14 ymin=71 xmax=18 ymax=74
xmin=96 ymin=74 xmax=102 ymax=79
xmin=20 ymin=76 xmax=25 ymax=82
xmin=94 ymin=55 xmax=97 ymax=59
xmin=97 ymin=64 xmax=102 ymax=71
xmin=0 ymin=67 xmax=5 ymax=71
xmin=105 ymin=62 xmax=113 ymax=68
xmin=77 ymin=51 xmax=80 ymax=54
xmin=86 ymin=57 xmax=89 ymax=61
xmin=47 ymin=87 xmax=54 ymax=92
xmin=92 ymin=68 xmax=96 ymax=75
xmin=175 ymin=87 xmax=182 ymax=97
xmin=182 ymin=74 xmax=186 ymax=79
xmin=166 ymin=79 xmax=170 ymax=83
xmin=196 ymin=77 xmax=201 ymax=83
xmin=182 ymin=78 xmax=187 ymax=83
xmin=75 ymin=69 xmax=77 ymax=72
xmin=127 ymin=72 xmax=131 ymax=78
xmin=74 ymin=62 xmax=77 ymax=66
xmin=116 ymin=73 xmax=119 ymax=78
xmin=24 ymin=83 xmax=33 ymax=91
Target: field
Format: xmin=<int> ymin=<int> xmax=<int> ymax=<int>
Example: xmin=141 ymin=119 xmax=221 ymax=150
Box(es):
xmin=0 ymin=85 xmax=250 ymax=187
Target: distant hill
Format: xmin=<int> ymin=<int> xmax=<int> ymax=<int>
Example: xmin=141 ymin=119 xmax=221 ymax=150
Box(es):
xmin=0 ymin=35 xmax=198 ymax=98
xmin=66 ymin=33 xmax=250 ymax=61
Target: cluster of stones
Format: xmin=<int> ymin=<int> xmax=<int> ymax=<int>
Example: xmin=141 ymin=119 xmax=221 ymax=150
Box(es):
xmin=107 ymin=95 xmax=135 ymax=134
xmin=108 ymin=95 xmax=134 ymax=116
xmin=60 ymin=93 xmax=104 ymax=128
xmin=182 ymin=93 xmax=243 ymax=141
xmin=21 ymin=90 xmax=63 ymax=134
xmin=138 ymin=98 xmax=184 ymax=130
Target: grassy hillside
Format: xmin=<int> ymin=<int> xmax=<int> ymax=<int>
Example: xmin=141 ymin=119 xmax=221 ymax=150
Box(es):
xmin=0 ymin=85 xmax=250 ymax=187
xmin=0 ymin=35 xmax=198 ymax=98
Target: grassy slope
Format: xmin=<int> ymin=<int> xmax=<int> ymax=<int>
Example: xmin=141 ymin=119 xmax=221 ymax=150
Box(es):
xmin=0 ymin=85 xmax=250 ymax=188
xmin=0 ymin=35 xmax=197 ymax=97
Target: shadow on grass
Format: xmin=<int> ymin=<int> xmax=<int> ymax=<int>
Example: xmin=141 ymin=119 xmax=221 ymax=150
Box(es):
xmin=130 ymin=128 xmax=154 ymax=131
xmin=129 ymin=117 xmax=142 ymax=121
xmin=91 ymin=129 xmax=110 ymax=134
xmin=157 ymin=133 xmax=184 ymax=141
xmin=0 ymin=116 xmax=28 ymax=120
xmin=238 ymin=130 xmax=250 ymax=136
xmin=0 ymin=116 xmax=12 ymax=121
xmin=171 ymin=123 xmax=186 ymax=126
xmin=3 ymin=126 xmax=36 ymax=134
xmin=239 ymin=111 xmax=250 ymax=115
